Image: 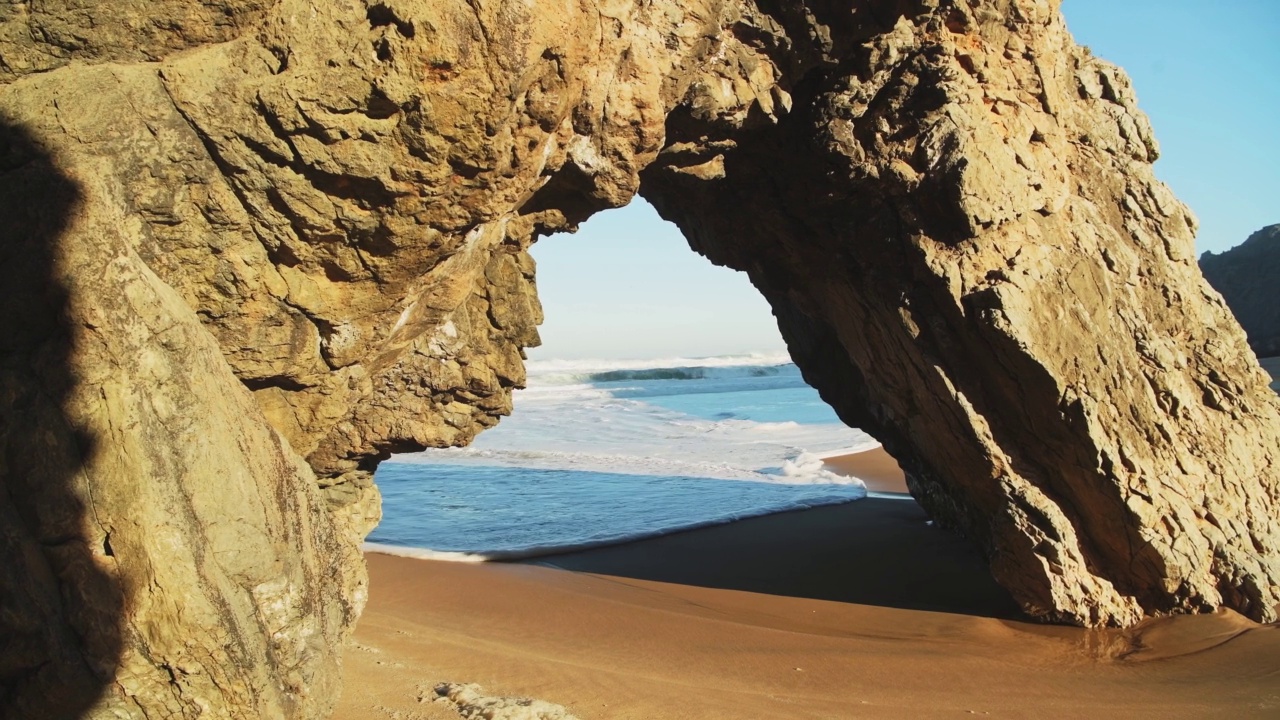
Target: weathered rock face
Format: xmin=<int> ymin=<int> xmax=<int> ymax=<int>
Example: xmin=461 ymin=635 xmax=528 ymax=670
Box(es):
xmin=637 ymin=1 xmax=1280 ymax=627
xmin=1201 ymin=225 xmax=1280 ymax=358
xmin=0 ymin=79 xmax=363 ymax=719
xmin=2 ymin=0 xmax=1279 ymax=717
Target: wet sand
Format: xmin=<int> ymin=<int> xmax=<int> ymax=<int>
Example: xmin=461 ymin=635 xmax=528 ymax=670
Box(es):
xmin=336 ymin=448 xmax=1280 ymax=719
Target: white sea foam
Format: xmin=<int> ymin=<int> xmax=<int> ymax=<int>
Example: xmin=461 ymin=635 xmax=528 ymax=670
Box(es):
xmin=373 ymin=352 xmax=883 ymax=559
xmin=770 ymin=451 xmax=850 ymax=484
xmin=397 ymin=400 xmax=876 ymax=485
xmin=524 ymin=351 xmax=794 ymax=379
xmin=406 ymin=356 xmax=873 ymax=480
xmin=362 ymin=543 xmax=491 ymax=563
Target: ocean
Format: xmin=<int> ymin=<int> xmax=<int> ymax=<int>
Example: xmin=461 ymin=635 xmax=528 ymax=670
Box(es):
xmin=367 ymin=353 xmax=882 ymax=561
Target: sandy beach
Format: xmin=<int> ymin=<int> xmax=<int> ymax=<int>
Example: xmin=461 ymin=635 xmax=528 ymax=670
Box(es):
xmin=336 ymin=448 xmax=1280 ymax=719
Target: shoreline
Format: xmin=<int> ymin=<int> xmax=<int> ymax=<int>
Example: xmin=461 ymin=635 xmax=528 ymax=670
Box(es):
xmin=365 ymin=446 xmax=908 ymax=565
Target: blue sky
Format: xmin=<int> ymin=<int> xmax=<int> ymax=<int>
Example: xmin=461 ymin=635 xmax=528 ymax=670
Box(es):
xmin=529 ymin=1 xmax=1279 ymax=360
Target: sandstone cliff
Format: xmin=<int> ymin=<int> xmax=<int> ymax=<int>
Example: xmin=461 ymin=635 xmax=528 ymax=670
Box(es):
xmin=0 ymin=83 xmax=362 ymax=720
xmin=2 ymin=1 xmax=1279 ymax=718
xmin=1201 ymin=224 xmax=1280 ymax=358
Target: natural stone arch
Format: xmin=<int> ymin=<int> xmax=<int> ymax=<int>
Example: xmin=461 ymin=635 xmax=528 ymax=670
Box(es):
xmin=631 ymin=5 xmax=1280 ymax=625
xmin=2 ymin=0 xmax=1279 ymax=717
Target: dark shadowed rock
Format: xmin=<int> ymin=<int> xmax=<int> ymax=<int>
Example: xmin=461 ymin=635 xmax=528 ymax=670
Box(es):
xmin=1 ymin=1 xmax=1278 ymax=717
xmin=1201 ymin=225 xmax=1280 ymax=358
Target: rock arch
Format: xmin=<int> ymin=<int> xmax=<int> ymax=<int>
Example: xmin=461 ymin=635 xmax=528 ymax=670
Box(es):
xmin=2 ymin=0 xmax=1278 ymax=717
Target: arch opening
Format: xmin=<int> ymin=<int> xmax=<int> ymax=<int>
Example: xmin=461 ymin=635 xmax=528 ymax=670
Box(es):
xmin=368 ymin=197 xmax=1021 ymax=618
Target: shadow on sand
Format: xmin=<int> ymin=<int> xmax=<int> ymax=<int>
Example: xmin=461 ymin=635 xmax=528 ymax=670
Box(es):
xmin=532 ymin=496 xmax=1027 ymax=620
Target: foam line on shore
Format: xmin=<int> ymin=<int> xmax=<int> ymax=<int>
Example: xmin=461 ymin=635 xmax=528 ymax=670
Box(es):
xmin=364 ymin=491 xmax=869 ymax=564
xmin=865 ymin=491 xmax=915 ymax=500
xmin=815 ymin=444 xmax=883 ymax=459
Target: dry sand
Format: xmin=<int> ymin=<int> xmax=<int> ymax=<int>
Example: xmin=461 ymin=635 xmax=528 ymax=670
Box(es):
xmin=822 ymin=447 xmax=910 ymax=494
xmin=336 ymin=448 xmax=1280 ymax=719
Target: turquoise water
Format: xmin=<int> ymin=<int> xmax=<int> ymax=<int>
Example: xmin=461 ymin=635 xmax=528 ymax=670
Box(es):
xmin=371 ymin=464 xmax=865 ymax=559
xmin=369 ymin=354 xmax=877 ymax=560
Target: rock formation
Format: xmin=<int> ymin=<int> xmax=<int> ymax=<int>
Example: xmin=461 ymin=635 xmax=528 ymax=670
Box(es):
xmin=2 ymin=0 xmax=1278 ymax=717
xmin=0 ymin=83 xmax=362 ymax=719
xmin=1201 ymin=224 xmax=1280 ymax=358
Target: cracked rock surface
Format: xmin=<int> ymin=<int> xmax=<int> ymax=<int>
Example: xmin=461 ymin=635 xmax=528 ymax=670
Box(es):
xmin=2 ymin=0 xmax=1278 ymax=717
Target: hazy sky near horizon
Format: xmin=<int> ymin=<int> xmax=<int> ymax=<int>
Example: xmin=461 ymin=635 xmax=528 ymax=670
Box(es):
xmin=529 ymin=0 xmax=1279 ymax=361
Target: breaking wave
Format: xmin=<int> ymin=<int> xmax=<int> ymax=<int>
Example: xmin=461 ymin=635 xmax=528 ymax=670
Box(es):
xmin=370 ymin=352 xmax=881 ymax=560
